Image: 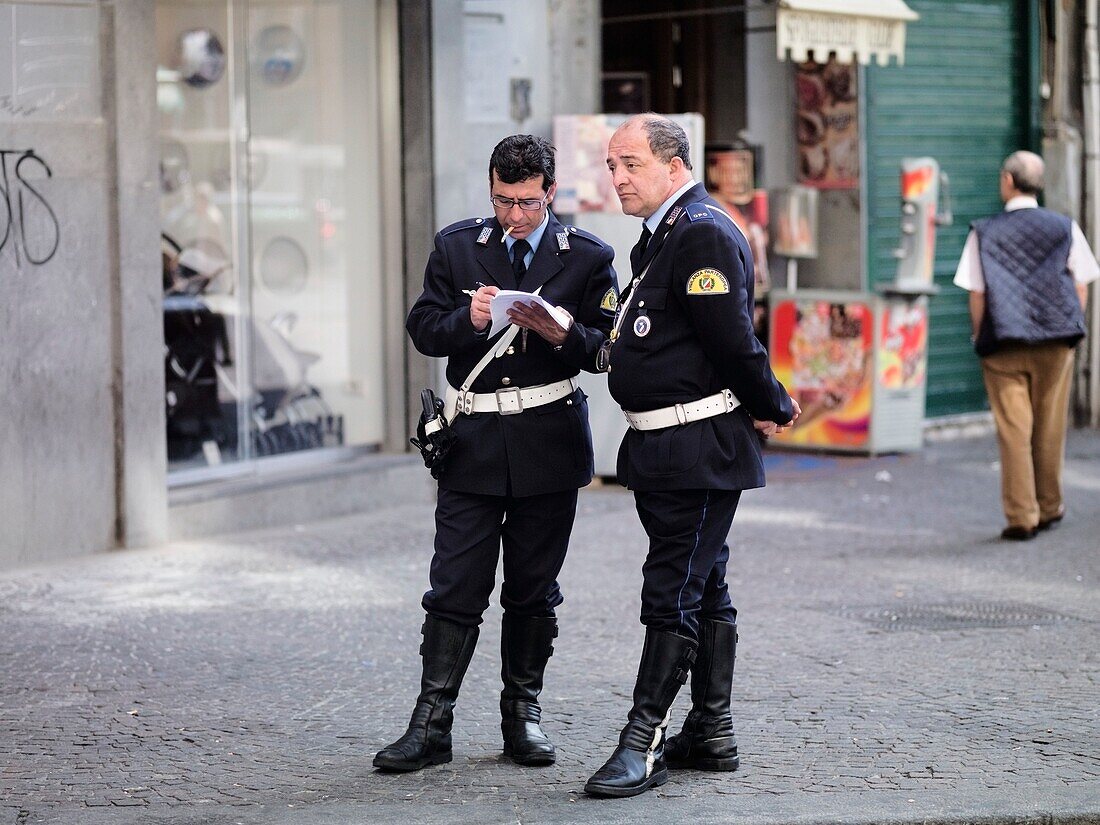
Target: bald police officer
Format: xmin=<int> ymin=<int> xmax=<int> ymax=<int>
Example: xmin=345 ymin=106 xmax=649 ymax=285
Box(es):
xmin=584 ymin=114 xmax=799 ymax=798
xmin=374 ymin=135 xmax=616 ymax=773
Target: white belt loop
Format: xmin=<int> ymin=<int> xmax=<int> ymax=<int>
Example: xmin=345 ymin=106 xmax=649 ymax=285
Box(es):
xmin=674 ymin=403 xmax=687 ymax=425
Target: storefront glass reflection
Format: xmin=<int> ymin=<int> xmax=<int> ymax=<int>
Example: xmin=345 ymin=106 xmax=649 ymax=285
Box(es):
xmin=157 ymin=0 xmax=384 ymax=474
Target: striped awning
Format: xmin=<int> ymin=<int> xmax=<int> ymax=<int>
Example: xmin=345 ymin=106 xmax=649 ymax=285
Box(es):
xmin=777 ymin=0 xmax=919 ymax=66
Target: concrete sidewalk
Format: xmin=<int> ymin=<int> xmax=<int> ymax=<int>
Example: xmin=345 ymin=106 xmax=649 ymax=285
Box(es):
xmin=2 ymin=430 xmax=1099 ymax=825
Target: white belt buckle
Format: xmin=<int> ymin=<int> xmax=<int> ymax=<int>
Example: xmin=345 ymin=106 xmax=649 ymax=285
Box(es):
xmin=723 ymin=389 xmax=735 ymax=412
xmin=496 ymin=387 xmax=523 ymax=415
xmin=674 ymin=403 xmax=688 ymax=425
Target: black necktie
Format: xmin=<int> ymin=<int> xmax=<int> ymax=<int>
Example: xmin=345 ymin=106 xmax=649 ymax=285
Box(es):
xmin=630 ymin=226 xmax=652 ymax=276
xmin=511 ymin=238 xmax=531 ymax=286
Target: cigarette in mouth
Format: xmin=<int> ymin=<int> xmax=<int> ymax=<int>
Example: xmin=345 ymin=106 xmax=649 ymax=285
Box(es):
xmin=501 ymin=225 xmax=515 ymax=243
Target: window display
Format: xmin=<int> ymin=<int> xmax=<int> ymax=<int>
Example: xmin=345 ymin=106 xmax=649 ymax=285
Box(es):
xmin=157 ymin=0 xmax=385 ymax=474
xmin=175 ymin=28 xmax=226 ymax=88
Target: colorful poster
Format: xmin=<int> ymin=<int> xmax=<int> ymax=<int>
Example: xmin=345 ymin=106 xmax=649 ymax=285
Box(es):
xmin=795 ymin=58 xmax=858 ymax=189
xmin=770 ymin=298 xmax=872 ymax=447
xmin=878 ymin=302 xmax=928 ymax=390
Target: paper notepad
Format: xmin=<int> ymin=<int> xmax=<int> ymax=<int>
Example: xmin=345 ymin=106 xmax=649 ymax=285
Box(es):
xmin=488 ymin=291 xmax=570 ymax=338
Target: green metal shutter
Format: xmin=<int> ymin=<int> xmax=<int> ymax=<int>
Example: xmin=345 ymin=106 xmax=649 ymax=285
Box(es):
xmin=864 ymin=0 xmax=1034 ymax=417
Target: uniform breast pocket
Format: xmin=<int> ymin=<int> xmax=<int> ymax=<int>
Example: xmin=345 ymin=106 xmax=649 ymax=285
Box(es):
xmin=538 ymin=293 xmax=577 ymax=315
xmin=553 ymin=301 xmax=578 ymax=327
xmin=622 ymin=286 xmax=667 ymax=347
xmin=554 ymin=301 xmax=578 ymax=315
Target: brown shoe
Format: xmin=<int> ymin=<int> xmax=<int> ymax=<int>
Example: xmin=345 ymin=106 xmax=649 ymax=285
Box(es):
xmin=1001 ymin=525 xmax=1038 ymax=541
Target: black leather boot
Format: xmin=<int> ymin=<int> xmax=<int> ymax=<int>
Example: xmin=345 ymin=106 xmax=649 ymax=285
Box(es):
xmin=500 ymin=613 xmax=558 ymax=766
xmin=584 ymin=629 xmax=697 ymax=798
xmin=373 ymin=615 xmax=478 ymax=772
xmin=665 ymin=619 xmax=740 ymax=771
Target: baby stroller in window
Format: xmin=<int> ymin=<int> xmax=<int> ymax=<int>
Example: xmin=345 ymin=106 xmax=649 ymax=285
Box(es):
xmin=162 ymin=232 xmax=343 ymax=463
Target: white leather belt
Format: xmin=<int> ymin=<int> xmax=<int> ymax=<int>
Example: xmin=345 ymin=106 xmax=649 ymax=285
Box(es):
xmin=623 ymin=389 xmax=740 ymax=431
xmin=445 ymin=377 xmax=578 ymax=418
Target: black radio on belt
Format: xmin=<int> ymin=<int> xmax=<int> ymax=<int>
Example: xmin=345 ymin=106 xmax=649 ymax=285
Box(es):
xmin=596 ymin=339 xmax=612 ymax=373
xmin=410 ymin=389 xmax=455 ymax=479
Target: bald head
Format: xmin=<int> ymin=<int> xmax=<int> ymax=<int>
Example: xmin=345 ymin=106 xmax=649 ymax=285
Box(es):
xmin=1001 ymin=150 xmax=1044 ymax=199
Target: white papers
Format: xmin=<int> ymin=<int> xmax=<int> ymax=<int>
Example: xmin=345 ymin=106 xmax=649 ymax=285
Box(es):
xmin=488 ymin=290 xmax=571 ymax=338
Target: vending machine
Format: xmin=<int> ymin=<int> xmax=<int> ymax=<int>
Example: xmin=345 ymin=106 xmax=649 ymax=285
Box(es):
xmin=768 ymin=157 xmax=950 ymax=453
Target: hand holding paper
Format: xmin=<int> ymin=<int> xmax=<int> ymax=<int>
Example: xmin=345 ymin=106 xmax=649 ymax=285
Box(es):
xmin=488 ymin=290 xmax=572 ymax=339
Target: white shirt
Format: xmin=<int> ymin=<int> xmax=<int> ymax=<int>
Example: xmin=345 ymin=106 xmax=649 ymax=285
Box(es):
xmin=952 ymin=196 xmax=1100 ymax=292
xmin=643 ymin=180 xmax=697 ymax=236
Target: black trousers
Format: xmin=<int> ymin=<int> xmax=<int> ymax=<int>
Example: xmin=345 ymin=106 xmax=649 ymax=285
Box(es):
xmin=422 ymin=486 xmax=579 ymax=627
xmin=634 ymin=488 xmax=741 ymax=641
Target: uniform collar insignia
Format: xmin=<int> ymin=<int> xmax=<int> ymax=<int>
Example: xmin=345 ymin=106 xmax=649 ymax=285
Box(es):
xmin=476 ymin=226 xmax=493 ymax=245
xmin=556 ymin=231 xmax=570 ymax=251
xmin=665 ymin=206 xmax=683 ymax=225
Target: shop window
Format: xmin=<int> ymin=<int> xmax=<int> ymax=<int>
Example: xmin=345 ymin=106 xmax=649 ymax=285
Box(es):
xmin=156 ymin=0 xmax=385 ymax=476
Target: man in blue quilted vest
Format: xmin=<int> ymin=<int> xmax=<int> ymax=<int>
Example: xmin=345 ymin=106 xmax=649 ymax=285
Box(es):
xmin=953 ymin=150 xmax=1098 ymax=541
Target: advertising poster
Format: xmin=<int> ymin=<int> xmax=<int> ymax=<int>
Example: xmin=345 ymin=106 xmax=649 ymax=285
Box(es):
xmin=552 ymin=115 xmax=621 ymax=214
xmin=705 ymin=148 xmax=755 ymax=206
xmin=795 ymin=58 xmax=858 ymax=189
xmin=771 ymin=185 xmax=818 ymax=259
xmin=705 ymin=148 xmax=770 ymax=295
xmin=770 ymin=298 xmax=873 ymax=448
xmin=878 ymin=302 xmax=928 ymax=390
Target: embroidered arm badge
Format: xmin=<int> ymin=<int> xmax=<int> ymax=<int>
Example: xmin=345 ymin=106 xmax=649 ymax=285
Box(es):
xmin=599 ymin=288 xmax=619 ymax=311
xmin=686 ymin=268 xmax=729 ymax=295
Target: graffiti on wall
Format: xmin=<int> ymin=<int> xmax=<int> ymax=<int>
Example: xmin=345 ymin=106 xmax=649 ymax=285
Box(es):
xmin=0 ymin=149 xmax=61 ymax=268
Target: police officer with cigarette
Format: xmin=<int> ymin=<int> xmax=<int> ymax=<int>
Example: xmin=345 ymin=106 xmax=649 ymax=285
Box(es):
xmin=374 ymin=135 xmax=616 ymax=773
xmin=585 ymin=114 xmax=799 ymax=797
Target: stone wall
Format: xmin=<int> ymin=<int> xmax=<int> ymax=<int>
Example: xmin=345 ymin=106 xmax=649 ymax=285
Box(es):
xmin=0 ymin=1 xmax=165 ymax=569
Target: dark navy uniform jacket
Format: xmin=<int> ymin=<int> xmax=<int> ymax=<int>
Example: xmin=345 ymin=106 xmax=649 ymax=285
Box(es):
xmin=407 ymin=212 xmax=616 ymax=498
xmin=608 ymin=182 xmax=793 ymax=492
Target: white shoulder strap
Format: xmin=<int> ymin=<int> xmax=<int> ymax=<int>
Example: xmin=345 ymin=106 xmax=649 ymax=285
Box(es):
xmin=445 ymin=286 xmax=543 ymax=422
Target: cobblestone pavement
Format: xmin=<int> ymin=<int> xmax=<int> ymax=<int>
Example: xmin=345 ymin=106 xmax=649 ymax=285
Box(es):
xmin=2 ymin=431 xmax=1099 ymax=825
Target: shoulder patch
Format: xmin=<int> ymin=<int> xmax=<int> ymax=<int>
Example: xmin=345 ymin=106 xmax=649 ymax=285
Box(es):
xmin=599 ymin=288 xmax=619 ymax=312
xmin=441 ymin=217 xmax=492 ymax=236
xmin=686 ymin=205 xmax=714 ymax=223
xmin=686 ymin=268 xmax=729 ymax=296
xmin=564 ymin=225 xmax=608 ymax=247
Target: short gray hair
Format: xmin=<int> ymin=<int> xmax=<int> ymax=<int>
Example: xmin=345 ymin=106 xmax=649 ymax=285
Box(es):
xmin=635 ymin=113 xmax=693 ymax=170
xmin=1002 ymin=150 xmax=1043 ymax=195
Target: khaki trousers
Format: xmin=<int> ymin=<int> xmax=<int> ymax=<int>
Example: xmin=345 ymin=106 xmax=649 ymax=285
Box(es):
xmin=980 ymin=342 xmax=1075 ymax=529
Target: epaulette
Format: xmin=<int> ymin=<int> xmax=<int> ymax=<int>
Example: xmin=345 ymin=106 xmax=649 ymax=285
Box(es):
xmin=441 ymin=216 xmax=493 ymax=236
xmin=563 ymin=225 xmax=610 ymax=247
xmin=686 ymin=204 xmax=714 ymax=222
